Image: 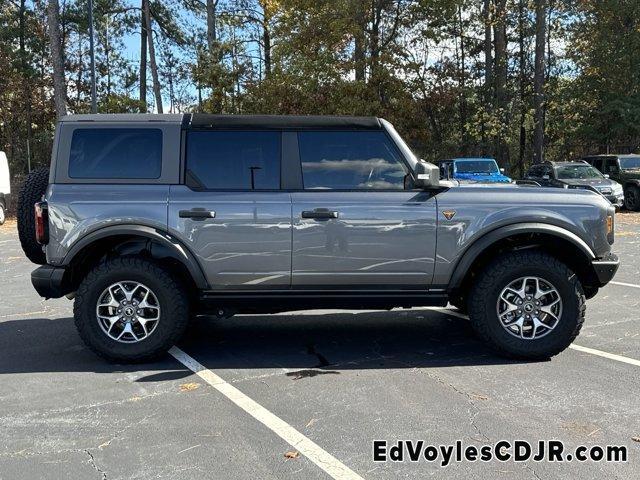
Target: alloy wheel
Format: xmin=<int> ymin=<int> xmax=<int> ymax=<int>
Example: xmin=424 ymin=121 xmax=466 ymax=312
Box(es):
xmin=96 ymin=281 xmax=161 ymax=343
xmin=496 ymin=276 xmax=563 ymax=340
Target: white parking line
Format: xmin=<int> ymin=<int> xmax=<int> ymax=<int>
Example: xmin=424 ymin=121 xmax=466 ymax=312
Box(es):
xmin=610 ymin=280 xmax=640 ymax=289
xmin=169 ymin=346 xmax=365 ymax=480
xmin=435 ymin=308 xmax=640 ymax=368
xmin=568 ymin=344 xmax=640 ymax=367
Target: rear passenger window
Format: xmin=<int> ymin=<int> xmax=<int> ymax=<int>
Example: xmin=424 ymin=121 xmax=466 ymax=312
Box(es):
xmin=186 ymin=131 xmax=280 ymax=190
xmin=298 ymin=131 xmax=407 ymax=190
xmin=69 ymin=128 xmax=162 ymax=179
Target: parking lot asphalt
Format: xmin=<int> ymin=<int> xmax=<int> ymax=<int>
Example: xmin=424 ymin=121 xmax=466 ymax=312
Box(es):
xmin=0 ymin=215 xmax=639 ymax=480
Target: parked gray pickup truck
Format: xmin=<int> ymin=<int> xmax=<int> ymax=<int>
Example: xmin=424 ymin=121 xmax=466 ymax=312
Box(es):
xmin=20 ymin=114 xmax=619 ymax=362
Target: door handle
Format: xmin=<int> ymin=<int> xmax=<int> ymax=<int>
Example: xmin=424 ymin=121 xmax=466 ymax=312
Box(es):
xmin=179 ymin=209 xmax=216 ymax=220
xmin=301 ymin=209 xmax=339 ymax=220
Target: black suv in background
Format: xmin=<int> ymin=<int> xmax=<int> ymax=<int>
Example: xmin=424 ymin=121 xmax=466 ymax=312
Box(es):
xmin=525 ymin=160 xmax=625 ymax=208
xmin=583 ymin=154 xmax=640 ymax=211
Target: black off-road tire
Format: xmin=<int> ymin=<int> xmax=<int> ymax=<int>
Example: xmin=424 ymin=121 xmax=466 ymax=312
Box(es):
xmin=624 ymin=185 xmax=640 ymax=211
xmin=17 ymin=167 xmax=49 ymax=264
xmin=74 ymin=257 xmax=190 ymax=363
xmin=468 ymin=251 xmax=585 ymax=360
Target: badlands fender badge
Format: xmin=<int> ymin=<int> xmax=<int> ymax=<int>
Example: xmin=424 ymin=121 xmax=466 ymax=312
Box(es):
xmin=442 ymin=210 xmax=456 ymax=220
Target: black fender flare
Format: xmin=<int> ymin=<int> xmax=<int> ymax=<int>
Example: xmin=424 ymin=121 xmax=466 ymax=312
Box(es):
xmin=448 ymin=223 xmax=595 ymax=290
xmin=61 ymin=224 xmax=209 ymax=289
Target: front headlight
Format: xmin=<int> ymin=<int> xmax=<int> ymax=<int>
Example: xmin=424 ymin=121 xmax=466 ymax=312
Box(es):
xmin=612 ymin=184 xmax=624 ymax=196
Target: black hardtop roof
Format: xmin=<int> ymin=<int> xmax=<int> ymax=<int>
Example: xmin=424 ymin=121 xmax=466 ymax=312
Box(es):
xmin=584 ymin=153 xmax=640 ymax=158
xmin=545 ymin=160 xmax=589 ymax=166
xmin=60 ymin=113 xmax=383 ymax=130
xmin=189 ymin=114 xmax=382 ymax=130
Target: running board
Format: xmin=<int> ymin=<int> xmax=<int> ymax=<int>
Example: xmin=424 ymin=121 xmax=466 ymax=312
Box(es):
xmin=197 ymin=289 xmax=449 ymax=314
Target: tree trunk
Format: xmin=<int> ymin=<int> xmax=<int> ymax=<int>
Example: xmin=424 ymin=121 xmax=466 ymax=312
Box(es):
xmin=458 ymin=6 xmax=467 ymax=154
xmin=206 ymin=0 xmax=217 ymax=51
xmin=482 ymin=0 xmax=492 ymax=156
xmin=140 ymin=0 xmax=148 ymax=111
xmin=263 ymin=25 xmax=271 ymax=77
xmin=493 ymin=0 xmax=508 ymax=165
xmin=493 ymin=0 xmax=507 ymax=108
xmin=533 ymin=0 xmax=547 ymax=164
xmin=47 ymin=0 xmax=67 ymax=119
xmin=19 ymin=0 xmax=33 ymax=172
xmin=483 ymin=0 xmax=492 ymax=104
xmin=353 ymin=0 xmax=366 ymax=82
xmin=144 ymin=0 xmax=163 ymax=113
xmin=518 ymin=0 xmax=527 ymax=176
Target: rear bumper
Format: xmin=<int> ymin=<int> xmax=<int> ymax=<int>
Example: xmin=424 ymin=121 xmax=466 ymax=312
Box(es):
xmin=31 ymin=265 xmax=67 ymax=299
xmin=591 ymin=253 xmax=619 ymax=286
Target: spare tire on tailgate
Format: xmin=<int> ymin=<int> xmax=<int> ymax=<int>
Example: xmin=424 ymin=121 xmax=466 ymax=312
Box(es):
xmin=17 ymin=167 xmax=49 ymax=264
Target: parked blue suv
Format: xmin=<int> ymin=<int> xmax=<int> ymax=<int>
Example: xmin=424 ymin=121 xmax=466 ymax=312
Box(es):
xmin=439 ymin=158 xmax=512 ymax=183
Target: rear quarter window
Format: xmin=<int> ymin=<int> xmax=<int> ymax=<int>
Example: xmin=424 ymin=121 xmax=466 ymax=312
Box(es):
xmin=68 ymin=128 xmax=162 ymax=179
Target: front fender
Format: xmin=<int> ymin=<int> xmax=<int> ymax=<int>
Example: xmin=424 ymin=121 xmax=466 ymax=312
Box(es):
xmin=447 ymin=222 xmax=595 ymax=290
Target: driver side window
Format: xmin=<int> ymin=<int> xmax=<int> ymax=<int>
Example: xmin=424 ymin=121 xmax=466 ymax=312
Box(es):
xmin=298 ymin=131 xmax=408 ymax=190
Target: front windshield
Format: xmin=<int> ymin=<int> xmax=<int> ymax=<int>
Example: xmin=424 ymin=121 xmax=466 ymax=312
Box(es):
xmin=619 ymin=156 xmax=640 ymax=170
xmin=556 ymin=165 xmax=603 ymax=180
xmin=455 ymin=160 xmax=498 ymax=174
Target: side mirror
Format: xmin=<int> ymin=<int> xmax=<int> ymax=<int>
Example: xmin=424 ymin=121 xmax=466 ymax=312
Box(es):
xmin=413 ymin=161 xmax=440 ymax=189
xmin=542 ymin=174 xmax=550 ymax=180
xmin=500 ymin=168 xmax=506 ymax=174
xmin=604 ymin=174 xmax=610 ymax=179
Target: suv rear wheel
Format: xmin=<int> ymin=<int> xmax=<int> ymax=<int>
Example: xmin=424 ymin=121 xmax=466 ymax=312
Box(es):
xmin=469 ymin=251 xmax=585 ymax=360
xmin=624 ymin=185 xmax=640 ymax=211
xmin=74 ymin=257 xmax=189 ymax=362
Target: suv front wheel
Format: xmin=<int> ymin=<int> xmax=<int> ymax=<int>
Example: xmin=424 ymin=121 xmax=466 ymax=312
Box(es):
xmin=469 ymin=251 xmax=585 ymax=360
xmin=74 ymin=257 xmax=189 ymax=362
xmin=624 ymin=185 xmax=640 ymax=211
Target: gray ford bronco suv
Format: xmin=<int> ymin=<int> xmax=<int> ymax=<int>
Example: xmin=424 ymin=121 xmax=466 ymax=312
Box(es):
xmin=22 ymin=114 xmax=619 ymax=362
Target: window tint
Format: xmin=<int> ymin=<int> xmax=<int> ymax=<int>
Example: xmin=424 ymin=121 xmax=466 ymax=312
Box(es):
xmin=69 ymin=128 xmax=162 ymax=179
xmin=605 ymin=157 xmax=618 ymax=172
xmin=527 ymin=165 xmax=543 ymax=177
xmin=186 ymin=131 xmax=280 ymax=190
xmin=592 ymin=158 xmax=604 ymax=171
xmin=298 ymin=131 xmax=407 ymax=190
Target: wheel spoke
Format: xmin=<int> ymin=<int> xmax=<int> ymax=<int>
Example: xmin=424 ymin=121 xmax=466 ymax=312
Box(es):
xmin=138 ymin=290 xmax=159 ymax=311
xmin=137 ymin=317 xmax=150 ymax=336
xmin=532 ymin=317 xmax=546 ymax=338
xmin=98 ymin=294 xmax=119 ymax=308
xmin=540 ymin=298 xmax=561 ymax=321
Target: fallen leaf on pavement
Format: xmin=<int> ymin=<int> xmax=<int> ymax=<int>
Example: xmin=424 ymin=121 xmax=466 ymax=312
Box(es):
xmin=284 ymin=451 xmax=300 ymax=459
xmin=632 ymin=437 xmax=640 ymax=443
xmin=179 ymin=382 xmax=201 ymax=392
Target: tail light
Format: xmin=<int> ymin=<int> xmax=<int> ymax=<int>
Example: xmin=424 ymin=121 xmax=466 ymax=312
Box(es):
xmin=34 ymin=201 xmax=49 ymax=245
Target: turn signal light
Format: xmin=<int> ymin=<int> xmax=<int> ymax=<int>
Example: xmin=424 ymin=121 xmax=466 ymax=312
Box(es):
xmin=606 ymin=214 xmax=614 ymax=244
